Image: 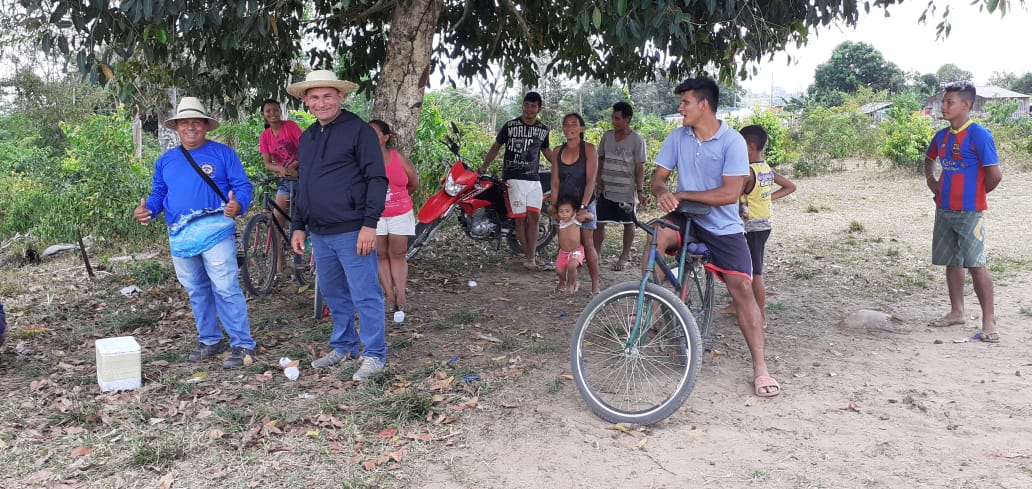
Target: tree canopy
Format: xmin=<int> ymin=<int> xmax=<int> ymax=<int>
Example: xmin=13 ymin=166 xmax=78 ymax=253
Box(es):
xmin=936 ymin=63 xmax=974 ymax=85
xmin=14 ymin=0 xmax=991 ymax=108
xmin=807 ymin=41 xmax=905 ymax=106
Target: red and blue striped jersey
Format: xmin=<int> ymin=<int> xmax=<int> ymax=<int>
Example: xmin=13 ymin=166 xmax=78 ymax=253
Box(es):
xmin=925 ymin=121 xmax=999 ymax=212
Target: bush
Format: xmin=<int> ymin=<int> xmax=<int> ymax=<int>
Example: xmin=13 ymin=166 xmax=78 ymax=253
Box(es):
xmin=879 ymin=102 xmax=933 ymax=170
xmin=790 ymin=105 xmax=876 ymax=175
xmin=730 ymin=109 xmax=793 ymax=168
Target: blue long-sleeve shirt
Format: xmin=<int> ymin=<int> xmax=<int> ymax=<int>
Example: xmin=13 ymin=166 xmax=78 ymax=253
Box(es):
xmin=145 ymin=140 xmax=253 ymax=234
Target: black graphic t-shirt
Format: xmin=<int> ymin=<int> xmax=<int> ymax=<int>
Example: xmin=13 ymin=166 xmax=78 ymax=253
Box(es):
xmin=496 ymin=118 xmax=550 ymax=181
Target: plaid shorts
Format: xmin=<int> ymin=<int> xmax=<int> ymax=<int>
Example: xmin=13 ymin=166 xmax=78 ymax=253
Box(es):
xmin=932 ymin=208 xmax=986 ymax=268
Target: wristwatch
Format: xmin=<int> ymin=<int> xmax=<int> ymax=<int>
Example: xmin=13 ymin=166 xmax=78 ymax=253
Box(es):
xmin=579 ymin=203 xmax=588 ymax=210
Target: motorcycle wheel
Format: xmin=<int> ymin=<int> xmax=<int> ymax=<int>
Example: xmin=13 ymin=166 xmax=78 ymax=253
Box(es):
xmin=407 ymin=217 xmax=445 ymax=260
xmin=507 ymin=215 xmax=557 ymax=255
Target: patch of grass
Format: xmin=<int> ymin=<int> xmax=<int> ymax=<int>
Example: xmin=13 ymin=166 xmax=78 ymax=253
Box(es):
xmin=125 ymin=260 xmax=174 ymax=286
xmin=793 ymin=475 xmax=826 ymax=488
xmin=885 ymin=247 xmax=900 ymax=257
xmin=547 ymin=376 xmax=564 ymax=394
xmin=792 ymin=268 xmax=816 ymax=280
xmin=247 ymin=362 xmax=273 ymax=374
xmin=101 ymin=308 xmax=164 ymax=335
xmin=766 ymin=302 xmax=786 ymax=312
xmin=144 ymin=350 xmax=182 ymax=363
xmin=1019 ymin=306 xmax=1032 ymax=317
xmin=526 ymin=341 xmax=558 ymax=354
xmin=404 ymin=362 xmax=444 ymax=381
xmin=213 ymin=406 xmax=255 ymax=433
xmin=498 ymin=336 xmax=521 ymax=351
xmin=363 ymin=391 xmax=434 ymax=424
xmin=48 ymin=402 xmax=101 ymax=427
xmin=989 ymin=263 xmax=1006 ymax=273
xmin=390 ymin=336 xmax=415 ymax=350
xmin=127 ymin=437 xmax=186 ymax=469
xmin=847 ymin=220 xmax=865 ymax=233
xmin=750 ymin=469 xmax=771 ymax=481
xmin=444 ymin=308 xmax=481 ymax=326
xmin=805 ymin=203 xmax=832 ymax=213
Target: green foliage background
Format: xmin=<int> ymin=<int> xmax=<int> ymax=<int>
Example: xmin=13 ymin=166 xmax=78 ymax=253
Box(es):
xmin=3 ymin=74 xmax=1031 ymax=254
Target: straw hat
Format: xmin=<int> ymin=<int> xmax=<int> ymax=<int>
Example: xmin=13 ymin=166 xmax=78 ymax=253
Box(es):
xmin=164 ymin=97 xmax=220 ymax=130
xmin=287 ymin=70 xmax=358 ymax=99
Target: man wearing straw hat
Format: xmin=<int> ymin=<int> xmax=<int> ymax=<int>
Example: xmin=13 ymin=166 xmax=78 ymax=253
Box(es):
xmin=133 ymin=97 xmax=257 ymax=369
xmin=287 ymin=70 xmax=389 ymax=381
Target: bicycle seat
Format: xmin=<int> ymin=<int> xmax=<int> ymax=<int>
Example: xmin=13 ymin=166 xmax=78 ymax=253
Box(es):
xmin=674 ymin=201 xmax=710 ymax=217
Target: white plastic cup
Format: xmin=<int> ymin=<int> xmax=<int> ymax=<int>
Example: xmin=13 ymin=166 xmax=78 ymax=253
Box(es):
xmin=279 ymin=357 xmax=292 ymax=367
xmin=394 ymin=310 xmax=406 ymax=324
xmin=468 ymin=280 xmax=477 ymax=288
xmin=284 ymin=366 xmax=300 ymax=381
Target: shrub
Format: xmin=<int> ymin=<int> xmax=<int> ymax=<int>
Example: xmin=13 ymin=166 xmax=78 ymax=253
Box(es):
xmin=879 ymin=102 xmax=933 ymax=171
xmin=790 ymin=105 xmax=876 ymax=174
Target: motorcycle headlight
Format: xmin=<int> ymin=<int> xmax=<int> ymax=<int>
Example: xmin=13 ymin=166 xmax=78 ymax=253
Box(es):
xmin=443 ymin=174 xmax=467 ymax=196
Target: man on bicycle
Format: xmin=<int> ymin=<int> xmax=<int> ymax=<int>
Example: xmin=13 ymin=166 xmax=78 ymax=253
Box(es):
xmin=648 ymin=77 xmax=779 ymax=398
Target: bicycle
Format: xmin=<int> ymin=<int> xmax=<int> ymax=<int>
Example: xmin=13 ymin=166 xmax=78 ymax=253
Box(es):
xmin=240 ymin=177 xmax=315 ymax=295
xmin=569 ymin=201 xmax=714 ymax=424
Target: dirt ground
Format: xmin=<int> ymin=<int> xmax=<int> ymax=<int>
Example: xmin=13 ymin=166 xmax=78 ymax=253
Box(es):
xmin=1 ymin=163 xmax=1030 ymax=488
xmin=395 ymin=162 xmax=1032 ymax=488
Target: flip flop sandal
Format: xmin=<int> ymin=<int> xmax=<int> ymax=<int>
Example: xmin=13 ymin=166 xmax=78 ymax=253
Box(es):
xmin=974 ymin=331 xmax=1000 ymax=343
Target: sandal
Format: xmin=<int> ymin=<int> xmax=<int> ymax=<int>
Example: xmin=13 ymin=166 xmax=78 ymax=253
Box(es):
xmin=753 ymin=375 xmax=781 ymax=397
xmin=975 ymin=331 xmax=1000 ymax=343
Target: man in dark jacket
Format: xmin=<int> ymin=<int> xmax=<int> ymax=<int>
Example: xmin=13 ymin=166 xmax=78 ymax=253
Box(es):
xmin=288 ymin=70 xmax=388 ymax=381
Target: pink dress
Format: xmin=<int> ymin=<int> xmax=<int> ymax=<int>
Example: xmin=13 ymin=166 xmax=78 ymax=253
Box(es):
xmin=382 ymin=150 xmax=413 ymax=218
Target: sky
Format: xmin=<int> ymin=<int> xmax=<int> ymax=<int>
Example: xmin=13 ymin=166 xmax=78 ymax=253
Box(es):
xmin=739 ymin=1 xmax=1032 ymax=94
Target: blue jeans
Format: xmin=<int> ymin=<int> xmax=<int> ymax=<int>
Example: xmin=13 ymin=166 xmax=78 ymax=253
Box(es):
xmin=171 ymin=236 xmax=256 ymax=349
xmin=311 ymin=231 xmax=387 ymax=362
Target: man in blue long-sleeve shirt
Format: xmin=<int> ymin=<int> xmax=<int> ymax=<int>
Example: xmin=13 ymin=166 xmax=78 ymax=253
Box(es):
xmin=134 ymin=97 xmax=256 ymax=369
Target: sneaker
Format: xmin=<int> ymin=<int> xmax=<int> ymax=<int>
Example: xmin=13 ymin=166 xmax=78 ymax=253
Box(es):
xmin=188 ymin=340 xmax=228 ymax=362
xmin=222 ymin=346 xmax=255 ymax=369
xmin=352 ymin=356 xmax=385 ymax=381
xmin=311 ymin=349 xmax=355 ymax=369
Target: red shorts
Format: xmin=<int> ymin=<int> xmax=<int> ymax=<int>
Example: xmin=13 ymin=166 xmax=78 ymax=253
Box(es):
xmin=556 ymin=245 xmax=585 ymax=270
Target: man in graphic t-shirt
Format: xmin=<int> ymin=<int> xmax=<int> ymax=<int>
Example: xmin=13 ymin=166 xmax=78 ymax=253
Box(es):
xmin=923 ymin=81 xmax=1003 ymax=342
xmin=479 ymin=92 xmax=552 ymax=270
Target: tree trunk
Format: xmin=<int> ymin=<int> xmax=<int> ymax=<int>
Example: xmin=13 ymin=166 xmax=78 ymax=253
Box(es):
xmin=370 ymin=0 xmax=443 ymax=158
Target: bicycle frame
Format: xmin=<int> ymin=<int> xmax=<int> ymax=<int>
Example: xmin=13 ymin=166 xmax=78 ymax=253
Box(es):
xmin=627 ymin=218 xmax=690 ymax=351
xmin=626 ymin=205 xmax=713 ymax=351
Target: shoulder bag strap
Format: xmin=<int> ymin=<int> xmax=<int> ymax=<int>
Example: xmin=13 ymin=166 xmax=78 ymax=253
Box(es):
xmin=179 ymin=146 xmax=228 ymax=203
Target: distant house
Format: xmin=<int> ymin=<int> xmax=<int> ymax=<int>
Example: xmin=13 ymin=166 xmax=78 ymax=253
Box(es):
xmin=923 ymin=86 xmax=1029 ymax=119
xmin=858 ymin=102 xmax=893 ymax=125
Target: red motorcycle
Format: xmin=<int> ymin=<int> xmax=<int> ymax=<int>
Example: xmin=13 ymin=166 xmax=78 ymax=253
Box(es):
xmin=406 ymin=125 xmax=556 ymax=260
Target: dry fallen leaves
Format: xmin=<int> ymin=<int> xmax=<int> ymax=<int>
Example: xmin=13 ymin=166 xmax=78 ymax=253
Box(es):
xmin=69 ymin=446 xmax=92 ymax=458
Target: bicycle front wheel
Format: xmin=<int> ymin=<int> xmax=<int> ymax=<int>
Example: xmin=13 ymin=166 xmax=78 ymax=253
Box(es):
xmin=570 ymin=281 xmax=702 ymax=425
xmin=241 ymin=214 xmax=277 ymax=295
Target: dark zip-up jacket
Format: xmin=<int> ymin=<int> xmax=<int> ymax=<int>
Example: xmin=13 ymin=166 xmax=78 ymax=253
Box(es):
xmin=293 ymin=110 xmax=387 ymax=235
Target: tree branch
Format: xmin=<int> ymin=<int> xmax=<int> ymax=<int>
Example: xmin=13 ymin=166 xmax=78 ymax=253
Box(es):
xmin=448 ymin=0 xmax=474 ymax=31
xmin=302 ymin=0 xmax=398 ymax=25
xmin=499 ymin=0 xmax=532 ymax=45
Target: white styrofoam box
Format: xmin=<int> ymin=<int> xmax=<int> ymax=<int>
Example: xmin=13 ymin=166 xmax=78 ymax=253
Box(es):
xmin=96 ymin=336 xmax=142 ymax=392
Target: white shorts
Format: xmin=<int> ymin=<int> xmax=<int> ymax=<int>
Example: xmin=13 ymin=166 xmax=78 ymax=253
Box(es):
xmin=376 ymin=210 xmax=416 ymax=236
xmin=506 ymin=179 xmax=543 ymax=218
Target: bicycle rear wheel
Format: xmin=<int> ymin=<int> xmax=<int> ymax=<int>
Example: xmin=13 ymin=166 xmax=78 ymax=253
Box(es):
xmin=241 ymin=214 xmax=277 ymax=295
xmin=682 ymin=258 xmax=716 ymax=343
xmin=570 ymin=281 xmax=702 ymax=425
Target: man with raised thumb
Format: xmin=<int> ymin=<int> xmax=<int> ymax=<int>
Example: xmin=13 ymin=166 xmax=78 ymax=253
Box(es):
xmin=135 ymin=96 xmax=257 ymax=369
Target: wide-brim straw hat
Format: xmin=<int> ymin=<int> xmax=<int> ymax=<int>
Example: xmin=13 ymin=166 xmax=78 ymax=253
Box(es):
xmin=163 ymin=97 xmax=220 ymax=130
xmin=287 ymin=70 xmax=358 ymax=99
